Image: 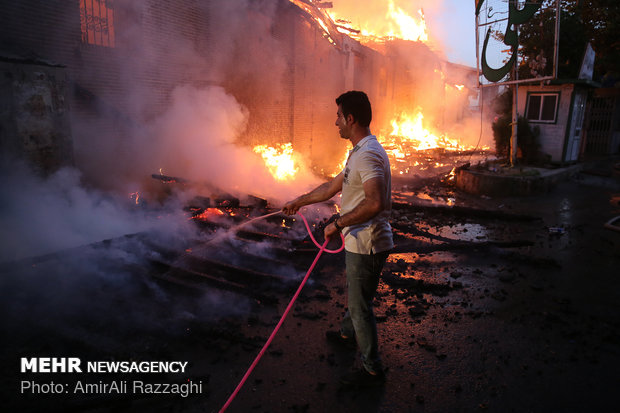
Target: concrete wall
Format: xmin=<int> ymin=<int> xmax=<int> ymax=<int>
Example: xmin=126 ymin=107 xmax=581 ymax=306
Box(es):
xmin=456 ymin=165 xmax=582 ymax=196
xmin=0 ymin=60 xmax=73 ymax=173
xmin=518 ymin=83 xmax=574 ymax=162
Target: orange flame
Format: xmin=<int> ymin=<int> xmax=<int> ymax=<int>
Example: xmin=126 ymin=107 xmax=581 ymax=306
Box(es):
xmin=129 ymin=192 xmax=140 ymax=205
xmin=191 ymin=208 xmax=225 ymax=220
xmin=447 ymin=167 xmax=456 ymax=180
xmin=253 ymin=143 xmax=299 ymax=181
xmin=328 ymin=1 xmax=428 ymax=44
xmin=330 ymin=151 xmax=349 ymax=177
xmin=386 ymin=5 xmax=428 ymax=42
xmin=383 ymin=111 xmax=462 ymax=151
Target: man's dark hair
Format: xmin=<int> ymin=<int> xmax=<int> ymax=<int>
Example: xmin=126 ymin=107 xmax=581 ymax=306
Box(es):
xmin=336 ymin=91 xmax=372 ymax=128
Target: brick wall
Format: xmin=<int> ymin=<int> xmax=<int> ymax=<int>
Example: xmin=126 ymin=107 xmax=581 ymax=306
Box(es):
xmin=0 ymin=0 xmax=387 ymax=179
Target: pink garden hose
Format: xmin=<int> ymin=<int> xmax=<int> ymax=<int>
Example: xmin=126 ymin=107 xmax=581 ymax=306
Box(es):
xmin=219 ymin=212 xmax=344 ymax=412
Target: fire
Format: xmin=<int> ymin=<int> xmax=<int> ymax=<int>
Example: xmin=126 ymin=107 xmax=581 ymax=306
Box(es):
xmin=382 ymin=111 xmax=461 ymax=151
xmin=288 ymin=0 xmax=338 ymax=47
xmin=253 ymin=143 xmax=299 ymax=181
xmin=129 ymin=192 xmax=140 ymax=205
xmin=191 ymin=208 xmax=225 ymax=221
xmin=328 ymin=1 xmax=428 ymax=44
xmin=386 ymin=4 xmax=428 ymax=42
xmin=332 ymin=108 xmax=480 ymax=177
xmin=446 ymin=83 xmax=466 ymax=92
xmin=447 ymin=167 xmax=456 ymax=181
xmin=330 ymin=151 xmax=349 ymax=177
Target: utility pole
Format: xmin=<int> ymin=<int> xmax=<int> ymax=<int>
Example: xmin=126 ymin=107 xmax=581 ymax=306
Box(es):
xmin=510 ymin=24 xmax=519 ymax=167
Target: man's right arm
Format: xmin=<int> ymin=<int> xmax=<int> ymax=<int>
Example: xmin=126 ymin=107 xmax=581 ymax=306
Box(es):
xmin=282 ymin=172 xmax=344 ymax=215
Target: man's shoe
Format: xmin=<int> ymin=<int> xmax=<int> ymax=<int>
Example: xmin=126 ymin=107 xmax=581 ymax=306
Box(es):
xmin=325 ymin=331 xmax=356 ymax=349
xmin=339 ymin=368 xmax=386 ymax=388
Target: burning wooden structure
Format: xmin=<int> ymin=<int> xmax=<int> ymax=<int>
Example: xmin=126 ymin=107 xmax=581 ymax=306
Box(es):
xmin=1 ymin=0 xmax=484 ymax=187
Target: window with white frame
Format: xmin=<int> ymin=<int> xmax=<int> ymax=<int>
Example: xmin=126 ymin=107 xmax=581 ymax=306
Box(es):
xmin=526 ymin=92 xmax=559 ymax=123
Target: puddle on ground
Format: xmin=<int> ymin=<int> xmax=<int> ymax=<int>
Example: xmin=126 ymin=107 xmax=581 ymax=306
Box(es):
xmin=393 ymin=190 xmax=456 ymax=207
xmin=427 ymin=223 xmax=489 ymax=242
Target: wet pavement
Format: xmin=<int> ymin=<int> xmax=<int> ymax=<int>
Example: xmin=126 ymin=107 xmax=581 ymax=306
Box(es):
xmin=3 ymin=158 xmax=619 ymax=413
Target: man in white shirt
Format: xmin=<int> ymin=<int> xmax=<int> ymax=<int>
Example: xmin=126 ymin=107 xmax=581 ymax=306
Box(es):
xmin=283 ymin=91 xmax=393 ymax=387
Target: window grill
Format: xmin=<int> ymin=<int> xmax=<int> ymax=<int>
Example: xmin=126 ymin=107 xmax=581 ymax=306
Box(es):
xmin=80 ymin=0 xmax=115 ymax=47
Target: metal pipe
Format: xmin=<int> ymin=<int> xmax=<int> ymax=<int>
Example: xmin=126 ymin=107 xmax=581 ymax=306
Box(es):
xmin=477 ymin=17 xmax=510 ymax=27
xmin=476 ymin=4 xmax=480 ymax=87
xmin=478 ymin=75 xmax=555 ymax=87
xmin=511 ymin=21 xmax=519 ymax=167
xmin=553 ymin=0 xmax=561 ymax=78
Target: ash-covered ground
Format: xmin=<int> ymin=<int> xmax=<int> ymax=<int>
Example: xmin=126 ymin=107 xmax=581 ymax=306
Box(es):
xmin=2 ymin=159 xmax=619 ymax=413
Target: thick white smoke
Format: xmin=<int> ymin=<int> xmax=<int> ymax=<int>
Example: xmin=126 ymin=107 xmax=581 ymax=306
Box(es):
xmin=70 ymin=0 xmax=322 ymax=207
xmin=145 ymin=85 xmax=322 ymax=203
xmin=0 ymin=161 xmax=193 ymax=262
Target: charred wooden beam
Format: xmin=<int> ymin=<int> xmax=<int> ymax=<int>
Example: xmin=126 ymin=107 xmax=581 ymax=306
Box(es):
xmin=185 ymin=196 xmax=211 ymax=209
xmin=0 ymin=232 xmax=147 ymax=273
xmin=180 ymin=254 xmax=292 ymax=284
xmin=149 ymin=259 xmax=278 ymax=305
xmin=236 ymin=249 xmax=311 ymax=271
xmin=246 ymin=194 xmax=268 ymax=209
xmin=234 ymin=228 xmax=297 ymax=242
xmin=214 ymin=196 xmax=240 ymax=208
xmin=151 ymin=173 xmax=190 ymax=184
xmin=223 ymin=235 xmax=318 ymax=258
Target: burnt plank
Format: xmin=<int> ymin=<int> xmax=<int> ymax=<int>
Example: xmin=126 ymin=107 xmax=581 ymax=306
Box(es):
xmin=149 ymin=259 xmax=278 ymax=305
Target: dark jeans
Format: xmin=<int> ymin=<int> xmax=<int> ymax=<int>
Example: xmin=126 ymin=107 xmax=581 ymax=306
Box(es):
xmin=340 ymin=250 xmax=390 ymax=374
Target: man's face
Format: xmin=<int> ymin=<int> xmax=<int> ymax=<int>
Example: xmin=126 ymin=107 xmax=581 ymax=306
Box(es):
xmin=335 ymin=105 xmax=351 ymax=140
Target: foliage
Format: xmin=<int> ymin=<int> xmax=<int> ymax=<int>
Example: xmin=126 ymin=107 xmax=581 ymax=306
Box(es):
xmin=579 ymin=0 xmax=620 ymax=83
xmin=517 ymin=0 xmax=587 ymax=80
xmin=491 ymin=0 xmax=620 ymax=83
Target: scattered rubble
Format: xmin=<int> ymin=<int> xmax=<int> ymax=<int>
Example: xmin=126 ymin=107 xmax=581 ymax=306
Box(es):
xmin=4 ymin=165 xmax=619 ymax=412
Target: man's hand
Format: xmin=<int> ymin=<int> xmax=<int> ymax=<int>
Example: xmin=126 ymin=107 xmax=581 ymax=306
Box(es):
xmin=324 ymin=222 xmax=340 ymax=241
xmin=282 ymin=199 xmax=301 ymax=216
xmin=282 ymin=174 xmax=344 ymax=216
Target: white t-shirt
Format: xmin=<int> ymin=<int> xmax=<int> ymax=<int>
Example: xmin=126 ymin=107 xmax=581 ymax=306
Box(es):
xmin=340 ymin=135 xmax=393 ymax=254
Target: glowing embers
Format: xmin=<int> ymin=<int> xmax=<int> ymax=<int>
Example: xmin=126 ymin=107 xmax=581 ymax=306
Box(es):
xmin=385 ymin=111 xmax=461 ymax=152
xmin=373 ymin=110 xmax=490 ymax=177
xmin=129 ymin=192 xmax=140 ymax=205
xmin=190 ymin=208 xmax=226 ymax=221
xmin=446 ymin=167 xmax=456 ymax=182
xmin=253 ymin=143 xmax=299 ymax=181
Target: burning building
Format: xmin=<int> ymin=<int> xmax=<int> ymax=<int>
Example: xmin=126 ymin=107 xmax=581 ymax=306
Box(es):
xmin=1 ymin=0 xmax=489 ymax=197
xmin=6 ymin=3 xmax=617 ymax=413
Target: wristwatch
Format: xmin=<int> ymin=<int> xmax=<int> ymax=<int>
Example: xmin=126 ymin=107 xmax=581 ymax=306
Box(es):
xmin=333 ymin=217 xmax=343 ymax=232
